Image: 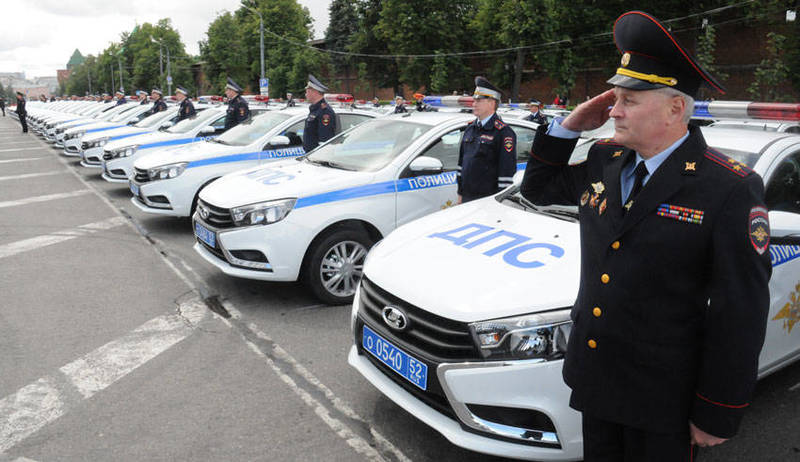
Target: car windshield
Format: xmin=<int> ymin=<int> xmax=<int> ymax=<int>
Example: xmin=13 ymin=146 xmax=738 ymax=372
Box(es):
xmin=305 ymin=119 xmax=430 ymax=172
xmin=213 ymin=112 xmax=292 ymax=146
xmin=133 ymin=110 xmax=173 ymax=128
xmin=165 ymin=111 xmax=215 ymax=133
xmin=109 ymin=105 xmax=141 ymax=122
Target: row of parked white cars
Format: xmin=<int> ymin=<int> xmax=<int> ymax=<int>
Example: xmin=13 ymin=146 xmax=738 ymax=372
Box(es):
xmin=24 ymin=97 xmax=800 ymax=460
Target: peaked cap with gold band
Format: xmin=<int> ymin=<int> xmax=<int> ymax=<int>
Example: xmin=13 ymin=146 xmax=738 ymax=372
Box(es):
xmin=607 ymin=11 xmax=726 ymax=98
xmin=473 ymin=76 xmax=502 ymax=101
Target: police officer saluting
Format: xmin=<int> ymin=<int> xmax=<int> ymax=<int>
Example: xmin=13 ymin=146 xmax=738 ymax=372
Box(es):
xmin=521 ymin=11 xmax=771 ymax=461
xmin=456 ymin=76 xmax=516 ymax=203
xmin=224 ymin=77 xmax=250 ymax=130
xmin=523 ymin=98 xmax=546 ymax=125
xmin=303 ymin=74 xmax=336 ymax=152
xmin=151 ymin=88 xmax=167 ymax=113
xmin=175 ymin=86 xmax=196 ymax=122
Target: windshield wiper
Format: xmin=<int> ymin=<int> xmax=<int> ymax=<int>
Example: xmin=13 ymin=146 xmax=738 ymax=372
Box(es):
xmin=309 ymin=159 xmax=356 ymax=171
xmin=209 ymin=138 xmax=228 ymax=145
xmin=503 ymin=195 xmax=578 ymax=222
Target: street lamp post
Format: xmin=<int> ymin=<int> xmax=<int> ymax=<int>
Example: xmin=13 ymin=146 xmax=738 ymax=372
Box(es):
xmin=151 ymin=36 xmax=170 ymax=94
xmin=246 ymin=6 xmax=265 ymax=91
xmin=118 ymin=57 xmax=124 ymax=93
xmin=110 ymin=65 xmax=115 ymax=95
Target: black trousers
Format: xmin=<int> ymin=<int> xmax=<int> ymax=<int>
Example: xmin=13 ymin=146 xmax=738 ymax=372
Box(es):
xmin=19 ymin=115 xmax=27 ymax=132
xmin=582 ymin=414 xmax=698 ymax=462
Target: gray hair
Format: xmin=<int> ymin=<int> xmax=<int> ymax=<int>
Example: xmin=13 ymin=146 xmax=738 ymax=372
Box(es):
xmin=657 ymin=87 xmax=694 ymax=124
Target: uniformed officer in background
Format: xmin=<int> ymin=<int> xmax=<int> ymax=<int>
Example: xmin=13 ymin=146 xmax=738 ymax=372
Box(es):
xmin=456 ymin=76 xmax=516 ymax=203
xmin=150 ymin=88 xmax=167 ymax=113
xmin=0 ymin=97 xmax=5 ymax=117
xmin=115 ymin=89 xmax=127 ymax=105
xmin=224 ymin=78 xmax=250 ymax=130
xmin=302 ymin=74 xmax=336 ymax=152
xmin=372 ymin=96 xmax=380 ymax=108
xmin=175 ymin=86 xmax=196 ymax=122
xmin=520 ymin=11 xmax=771 ymax=461
xmin=285 ymin=92 xmax=296 ymax=107
xmin=523 ymin=98 xmax=546 ymax=124
xmin=102 ymin=93 xmax=112 ymax=103
xmin=137 ymin=90 xmax=149 ymax=105
xmin=15 ymin=91 xmax=27 ymax=133
xmin=393 ymin=95 xmax=407 ymax=113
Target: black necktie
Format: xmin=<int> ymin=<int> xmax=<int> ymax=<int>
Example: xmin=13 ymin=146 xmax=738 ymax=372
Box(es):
xmin=624 ymin=162 xmax=649 ymax=211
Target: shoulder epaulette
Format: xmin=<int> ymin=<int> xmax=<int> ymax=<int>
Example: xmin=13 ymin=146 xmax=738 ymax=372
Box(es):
xmin=594 ymin=138 xmax=622 ymax=146
xmin=467 ymin=119 xmax=475 ymax=125
xmin=494 ymin=119 xmax=506 ymax=130
xmin=704 ymin=148 xmax=752 ymax=177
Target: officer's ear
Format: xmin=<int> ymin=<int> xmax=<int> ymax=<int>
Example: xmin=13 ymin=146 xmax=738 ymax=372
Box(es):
xmin=666 ymin=93 xmax=687 ymax=125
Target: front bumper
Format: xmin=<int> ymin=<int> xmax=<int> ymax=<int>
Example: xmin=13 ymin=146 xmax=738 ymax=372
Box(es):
xmin=80 ymin=147 xmax=104 ymax=168
xmin=63 ymin=138 xmax=82 ymax=156
xmin=102 ymin=157 xmax=134 ymax=183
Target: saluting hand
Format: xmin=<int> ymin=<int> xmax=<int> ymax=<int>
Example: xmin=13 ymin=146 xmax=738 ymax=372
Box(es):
xmin=690 ymin=422 xmax=728 ymax=448
xmin=561 ymin=89 xmax=616 ymax=132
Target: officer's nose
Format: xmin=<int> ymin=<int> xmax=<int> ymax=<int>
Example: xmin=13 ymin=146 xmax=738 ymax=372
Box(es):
xmin=609 ymin=98 xmax=623 ymax=119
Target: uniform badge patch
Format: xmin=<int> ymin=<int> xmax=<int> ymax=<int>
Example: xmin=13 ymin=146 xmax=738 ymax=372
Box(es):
xmin=239 ymin=108 xmax=245 ymax=117
xmin=480 ymin=134 xmax=494 ymax=142
xmin=322 ymin=114 xmax=330 ymax=126
xmin=657 ymin=204 xmax=704 ymax=225
xmin=580 ymin=190 xmax=590 ymax=206
xmin=773 ymin=282 xmax=800 ymax=333
xmin=504 ymin=137 xmax=513 ymax=152
xmin=749 ymin=206 xmax=770 ymax=254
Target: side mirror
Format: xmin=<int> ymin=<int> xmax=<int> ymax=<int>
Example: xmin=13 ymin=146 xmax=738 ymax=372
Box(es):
xmin=769 ymin=210 xmax=800 ymax=238
xmin=199 ymin=125 xmax=215 ymax=135
xmin=267 ymin=135 xmax=290 ymax=148
xmin=408 ymin=156 xmax=444 ymax=174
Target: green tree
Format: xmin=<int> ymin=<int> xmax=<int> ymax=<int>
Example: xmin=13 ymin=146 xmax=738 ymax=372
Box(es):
xmin=349 ymin=0 xmax=399 ymax=93
xmin=748 ymin=31 xmax=791 ymax=101
xmin=325 ymin=0 xmax=359 ymax=93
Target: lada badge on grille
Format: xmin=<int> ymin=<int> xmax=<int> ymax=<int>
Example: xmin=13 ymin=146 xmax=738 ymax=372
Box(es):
xmin=382 ymin=306 xmax=408 ymax=331
xmin=198 ymin=205 xmax=210 ymax=220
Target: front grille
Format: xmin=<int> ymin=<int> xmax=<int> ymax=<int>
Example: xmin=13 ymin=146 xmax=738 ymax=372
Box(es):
xmin=81 ymin=141 xmax=90 ymax=150
xmin=196 ymin=199 xmax=235 ymax=229
xmin=110 ymin=169 xmax=126 ymax=176
xmin=356 ymin=319 xmax=456 ymax=419
xmin=359 ymin=278 xmax=479 ymax=362
xmin=134 ymin=167 xmax=150 ymax=183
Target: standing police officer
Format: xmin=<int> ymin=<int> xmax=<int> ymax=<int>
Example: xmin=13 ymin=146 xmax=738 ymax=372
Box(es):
xmin=0 ymin=97 xmax=5 ymax=117
xmin=224 ymin=78 xmax=250 ymax=130
xmin=115 ymin=89 xmax=127 ymax=105
xmin=521 ymin=11 xmax=771 ymax=461
xmin=15 ymin=91 xmax=27 ymax=133
xmin=523 ymin=98 xmax=546 ymax=124
xmin=137 ymin=90 xmax=149 ymax=105
xmin=175 ymin=86 xmax=196 ymax=122
xmin=285 ymin=92 xmax=296 ymax=107
xmin=302 ymin=74 xmax=336 ymax=152
xmin=456 ymin=76 xmax=516 ymax=203
xmin=393 ymin=95 xmax=407 ymax=113
xmin=151 ymin=88 xmax=167 ymax=113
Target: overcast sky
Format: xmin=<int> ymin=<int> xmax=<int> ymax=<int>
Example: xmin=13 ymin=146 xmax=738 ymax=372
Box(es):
xmin=2 ymin=0 xmax=332 ymax=79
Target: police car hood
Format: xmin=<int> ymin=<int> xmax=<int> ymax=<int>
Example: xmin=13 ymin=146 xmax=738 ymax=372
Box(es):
xmin=364 ymin=196 xmax=581 ymax=323
xmin=134 ymin=141 xmax=239 ymax=169
xmin=65 ymin=121 xmax=117 ymax=134
xmin=104 ymin=130 xmax=182 ymax=151
xmin=82 ymin=125 xmax=148 ymax=143
xmin=199 ymin=159 xmax=376 ymax=209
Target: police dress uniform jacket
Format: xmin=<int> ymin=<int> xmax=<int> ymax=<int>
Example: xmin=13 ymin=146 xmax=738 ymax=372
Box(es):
xmin=523 ymin=111 xmax=546 ymax=125
xmin=224 ymin=94 xmax=250 ymax=130
xmin=520 ymin=124 xmax=771 ymax=438
xmin=178 ymin=98 xmax=196 ymax=122
xmin=303 ymin=98 xmax=336 ymax=152
xmin=394 ymin=104 xmax=407 ymax=114
xmin=15 ymin=98 xmax=25 ymax=116
xmin=152 ymin=98 xmax=167 ymax=113
xmin=115 ymin=97 xmax=127 ymax=106
xmin=457 ymin=113 xmax=517 ymax=202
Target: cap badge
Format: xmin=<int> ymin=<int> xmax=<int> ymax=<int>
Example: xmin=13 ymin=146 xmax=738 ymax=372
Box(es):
xmin=621 ymin=52 xmax=631 ymax=67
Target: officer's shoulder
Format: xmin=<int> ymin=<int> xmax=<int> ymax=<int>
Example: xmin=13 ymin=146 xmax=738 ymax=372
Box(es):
xmin=493 ymin=118 xmax=507 ymax=130
xmin=702 ymin=147 xmax=755 ymax=180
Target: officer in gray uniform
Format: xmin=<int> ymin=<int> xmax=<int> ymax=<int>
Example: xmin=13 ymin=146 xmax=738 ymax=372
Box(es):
xmin=302 ymin=74 xmax=336 ymax=152
xmin=521 ymin=11 xmax=771 ymax=461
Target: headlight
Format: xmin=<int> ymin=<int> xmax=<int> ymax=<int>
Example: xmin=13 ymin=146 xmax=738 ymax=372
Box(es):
xmin=147 ymin=162 xmax=188 ymax=181
xmin=231 ymin=198 xmax=296 ymax=226
xmin=68 ymin=131 xmax=85 ymax=140
xmin=109 ymin=145 xmax=137 ymax=159
xmin=88 ymin=137 xmax=109 ymax=149
xmin=470 ymin=308 xmax=572 ymax=361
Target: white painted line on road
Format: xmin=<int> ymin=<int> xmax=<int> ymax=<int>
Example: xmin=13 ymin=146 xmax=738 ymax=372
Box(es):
xmin=0 ymin=147 xmax=41 ymax=153
xmin=0 ymin=298 xmax=206 ymax=453
xmin=789 ymin=381 xmax=800 ymax=392
xmin=13 ymin=457 xmax=41 ymax=462
xmin=0 ymin=217 xmax=126 ymax=260
xmin=0 ymin=157 xmax=45 ymax=165
xmin=0 ymin=190 xmax=91 ymax=209
xmin=0 ymin=171 xmax=66 ymax=182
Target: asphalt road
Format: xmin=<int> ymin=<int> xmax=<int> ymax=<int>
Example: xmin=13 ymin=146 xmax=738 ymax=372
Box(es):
xmin=0 ymin=115 xmax=799 ymax=462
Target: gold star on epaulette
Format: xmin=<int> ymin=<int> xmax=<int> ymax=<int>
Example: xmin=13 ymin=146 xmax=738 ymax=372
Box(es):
xmin=612 ymin=150 xmax=622 ymax=158
xmin=685 ymin=162 xmax=696 ymax=171
xmin=624 ymin=200 xmax=633 ymax=210
xmin=733 ymin=164 xmax=742 ymax=171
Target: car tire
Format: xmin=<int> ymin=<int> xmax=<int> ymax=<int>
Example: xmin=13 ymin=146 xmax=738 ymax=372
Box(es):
xmin=304 ymin=226 xmax=374 ymax=305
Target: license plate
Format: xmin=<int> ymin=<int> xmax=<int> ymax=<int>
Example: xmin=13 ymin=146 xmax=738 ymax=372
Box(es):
xmin=194 ymin=222 xmax=216 ymax=248
xmin=129 ymin=182 xmax=139 ymax=197
xmin=362 ymin=325 xmax=427 ymax=390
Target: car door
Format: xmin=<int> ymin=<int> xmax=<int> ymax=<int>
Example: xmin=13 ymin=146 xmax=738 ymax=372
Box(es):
xmin=395 ymin=127 xmax=464 ymax=226
xmin=259 ymin=119 xmax=306 ymax=163
xmin=759 ymin=148 xmax=800 ymax=373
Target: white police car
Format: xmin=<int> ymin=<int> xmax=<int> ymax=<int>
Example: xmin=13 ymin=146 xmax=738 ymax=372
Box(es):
xmin=347 ymin=114 xmax=800 ymax=461
xmin=101 ymin=106 xmax=233 ymax=183
xmin=79 ymin=106 xmax=183 ymax=168
xmin=129 ymin=105 xmax=376 ymax=218
xmin=62 ymin=103 xmax=155 ymax=156
xmin=42 ymin=103 xmax=106 ymax=142
xmin=191 ymin=111 xmax=544 ymax=304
